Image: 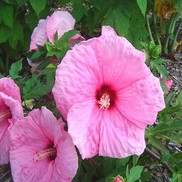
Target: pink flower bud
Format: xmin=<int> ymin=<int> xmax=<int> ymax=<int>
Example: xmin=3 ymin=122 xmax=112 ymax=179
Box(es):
xmin=113 ymin=176 xmax=124 ymax=182
xmin=164 ymin=80 xmax=173 ymax=90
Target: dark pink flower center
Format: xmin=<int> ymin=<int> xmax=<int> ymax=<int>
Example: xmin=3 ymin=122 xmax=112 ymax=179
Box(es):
xmin=0 ymin=107 xmax=12 ymax=122
xmin=33 ymin=143 xmax=57 ymax=161
xmin=96 ymin=84 xmax=116 ymax=110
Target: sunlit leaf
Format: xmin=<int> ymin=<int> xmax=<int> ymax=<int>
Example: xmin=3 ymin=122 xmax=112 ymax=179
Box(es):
xmin=29 ymin=0 xmax=47 ymax=16
xmin=136 ymin=0 xmax=147 ymax=16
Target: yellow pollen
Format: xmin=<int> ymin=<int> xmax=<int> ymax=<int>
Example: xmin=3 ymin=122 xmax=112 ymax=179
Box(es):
xmin=98 ymin=93 xmax=110 ymax=110
xmin=33 ymin=147 xmax=56 ymax=161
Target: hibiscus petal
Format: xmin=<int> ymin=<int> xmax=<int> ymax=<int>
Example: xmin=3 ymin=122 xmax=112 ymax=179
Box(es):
xmin=117 ymin=74 xmax=165 ymax=128
xmin=68 ymin=34 xmax=85 ymax=47
xmin=0 ymin=77 xmax=21 ymax=103
xmin=29 ymin=107 xmax=61 ymax=142
xmin=53 ymin=127 xmax=78 ymax=181
xmin=53 ymin=44 xmax=102 ymax=119
xmin=68 ymin=100 xmax=102 ymax=159
xmin=10 ymin=146 xmax=50 ymax=182
xmin=30 ymin=19 xmax=48 ymax=51
xmin=78 ymin=26 xmax=149 ymax=90
xmin=99 ymin=109 xmax=145 ymax=158
xmin=10 ymin=114 xmax=50 ymax=151
xmin=0 ymin=93 xmax=23 ymax=121
xmin=46 ymin=11 xmax=75 ymax=43
xmin=0 ymin=130 xmax=10 ymax=164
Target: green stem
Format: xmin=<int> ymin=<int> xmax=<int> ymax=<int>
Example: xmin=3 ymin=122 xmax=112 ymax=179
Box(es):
xmin=170 ymin=17 xmax=182 ymax=52
xmin=163 ymin=13 xmax=178 ymax=54
xmin=153 ymin=11 xmax=161 ymax=46
xmin=146 ymin=15 xmax=155 ymax=44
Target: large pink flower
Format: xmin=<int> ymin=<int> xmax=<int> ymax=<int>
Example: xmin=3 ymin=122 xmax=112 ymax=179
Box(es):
xmin=0 ymin=77 xmax=23 ymax=164
xmin=52 ymin=26 xmax=165 ymax=159
xmin=10 ymin=107 xmax=78 ymax=182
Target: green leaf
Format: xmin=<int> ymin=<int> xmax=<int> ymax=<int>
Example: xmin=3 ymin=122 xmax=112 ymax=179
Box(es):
xmin=103 ymin=1 xmax=130 ymax=37
xmin=17 ymin=0 xmax=28 ymax=7
xmin=175 ymin=91 xmax=182 ymax=106
xmin=174 ymin=0 xmax=182 ymax=12
xmin=0 ymin=26 xmax=11 ymax=43
xmin=36 ymin=59 xmax=49 ymax=70
xmin=169 ymin=133 xmax=182 ymax=144
xmin=72 ymin=1 xmax=88 ymax=21
xmin=23 ymin=68 xmax=55 ymax=100
xmin=151 ymin=120 xmax=182 ymax=135
xmin=147 ymin=135 xmax=168 ymax=152
xmin=31 ymin=50 xmax=43 ymax=60
xmin=171 ymin=172 xmax=182 ymax=182
xmin=1 ymin=4 xmax=14 ymax=29
xmin=136 ymin=0 xmax=147 ymax=16
xmin=59 ymin=30 xmax=79 ymax=42
xmin=103 ymin=1 xmax=148 ymax=48
xmin=9 ymin=60 xmax=22 ymax=79
xmin=165 ymin=92 xmax=176 ymax=106
xmin=132 ymin=155 xmax=139 ymax=166
xmin=45 ymin=42 xmax=53 ymax=52
xmin=27 ymin=11 xmax=38 ymax=30
xmin=150 ymin=59 xmax=169 ymax=79
xmin=128 ymin=166 xmax=144 ymax=182
xmin=126 ymin=165 xmax=129 ymax=180
xmin=0 ymin=73 xmax=4 ymax=78
xmin=9 ymin=22 xmax=24 ymax=49
xmin=29 ymin=0 xmax=47 ymax=16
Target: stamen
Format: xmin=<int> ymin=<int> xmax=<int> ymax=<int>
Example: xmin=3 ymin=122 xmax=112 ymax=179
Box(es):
xmin=98 ymin=93 xmax=110 ymax=110
xmin=33 ymin=147 xmax=57 ymax=161
xmin=0 ymin=110 xmax=11 ymax=122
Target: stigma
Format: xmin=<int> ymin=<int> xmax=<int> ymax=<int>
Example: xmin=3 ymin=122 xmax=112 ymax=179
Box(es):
xmin=0 ymin=110 xmax=12 ymax=122
xmin=98 ymin=93 xmax=110 ymax=110
xmin=33 ymin=147 xmax=57 ymax=161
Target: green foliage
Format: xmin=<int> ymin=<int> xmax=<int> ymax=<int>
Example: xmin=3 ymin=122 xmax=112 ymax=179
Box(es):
xmin=146 ymin=91 xmax=182 ymax=173
xmin=29 ymin=0 xmax=47 ymax=16
xmin=126 ymin=165 xmax=144 ymax=182
xmin=9 ymin=59 xmax=22 ymax=79
xmin=136 ymin=0 xmax=147 ymax=16
xmin=102 ymin=0 xmax=149 ymax=49
xmin=22 ymin=68 xmax=55 ymax=100
xmin=72 ymin=156 xmax=146 ymax=182
xmin=150 ymin=58 xmax=169 ymax=79
xmin=0 ymin=0 xmax=51 ymax=75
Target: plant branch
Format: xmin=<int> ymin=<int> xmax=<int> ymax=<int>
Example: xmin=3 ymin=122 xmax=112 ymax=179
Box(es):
xmin=145 ymin=147 xmax=174 ymax=173
xmin=163 ymin=13 xmax=178 ymax=53
xmin=153 ymin=11 xmax=161 ymax=46
xmin=170 ymin=17 xmax=182 ymax=52
xmin=146 ymin=15 xmax=155 ymax=44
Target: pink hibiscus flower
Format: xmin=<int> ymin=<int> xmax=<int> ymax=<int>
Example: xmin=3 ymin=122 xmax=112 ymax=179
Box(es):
xmin=52 ymin=26 xmax=165 ymax=159
xmin=28 ymin=11 xmax=83 ymax=69
xmin=0 ymin=77 xmax=23 ymax=164
xmin=10 ymin=107 xmax=78 ymax=182
xmin=46 ymin=11 xmax=75 ymax=44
